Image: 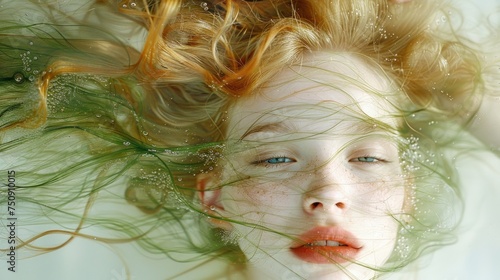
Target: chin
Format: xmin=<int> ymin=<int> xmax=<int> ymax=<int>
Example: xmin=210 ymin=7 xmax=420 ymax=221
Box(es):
xmin=246 ymin=252 xmax=377 ymax=280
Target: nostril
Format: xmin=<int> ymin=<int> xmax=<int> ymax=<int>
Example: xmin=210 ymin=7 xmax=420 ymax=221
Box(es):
xmin=311 ymin=202 xmax=322 ymax=210
xmin=305 ymin=199 xmax=347 ymax=213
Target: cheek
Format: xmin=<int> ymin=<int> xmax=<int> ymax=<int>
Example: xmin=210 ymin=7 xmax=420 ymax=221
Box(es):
xmin=384 ymin=180 xmax=406 ymax=214
xmin=356 ymin=185 xmax=404 ymax=264
xmin=219 ymin=177 xmax=300 ymax=225
xmin=358 ymin=177 xmax=406 ymax=212
xmin=360 ymin=183 xmax=404 ymax=244
xmin=220 ymin=179 xmax=280 ymax=215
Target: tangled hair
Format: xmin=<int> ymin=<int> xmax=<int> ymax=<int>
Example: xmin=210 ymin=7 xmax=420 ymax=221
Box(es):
xmin=0 ymin=0 xmax=494 ymax=278
xmin=0 ymin=0 xmax=233 ymax=264
xmin=208 ymin=0 xmax=483 ymax=118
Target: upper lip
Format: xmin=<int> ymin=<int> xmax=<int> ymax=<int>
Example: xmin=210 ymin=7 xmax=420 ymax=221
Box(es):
xmin=291 ymin=226 xmax=362 ymax=249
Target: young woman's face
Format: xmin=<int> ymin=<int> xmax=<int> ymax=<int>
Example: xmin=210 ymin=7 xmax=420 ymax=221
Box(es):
xmin=216 ymin=52 xmax=406 ymax=279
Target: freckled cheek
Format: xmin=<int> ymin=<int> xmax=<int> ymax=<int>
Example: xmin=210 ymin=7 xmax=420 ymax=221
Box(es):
xmin=220 ymin=179 xmax=295 ymax=214
xmin=356 ymin=181 xmax=405 ymax=213
xmin=383 ymin=179 xmax=407 ymax=211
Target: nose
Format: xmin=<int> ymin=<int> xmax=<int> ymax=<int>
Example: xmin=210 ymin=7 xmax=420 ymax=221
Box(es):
xmin=302 ymin=163 xmax=350 ymax=215
xmin=303 ymin=186 xmax=349 ymax=215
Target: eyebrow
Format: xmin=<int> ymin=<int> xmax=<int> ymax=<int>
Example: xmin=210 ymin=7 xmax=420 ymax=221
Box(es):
xmin=344 ymin=121 xmax=388 ymax=134
xmin=239 ymin=119 xmax=397 ymax=141
xmin=240 ymin=122 xmax=292 ymax=140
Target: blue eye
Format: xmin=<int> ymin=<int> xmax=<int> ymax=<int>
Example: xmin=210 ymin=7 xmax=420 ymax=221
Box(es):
xmin=264 ymin=157 xmax=294 ymax=164
xmin=355 ymin=157 xmax=379 ymax=163
xmin=350 ymin=156 xmax=387 ymax=163
xmin=253 ymin=156 xmax=295 ymax=166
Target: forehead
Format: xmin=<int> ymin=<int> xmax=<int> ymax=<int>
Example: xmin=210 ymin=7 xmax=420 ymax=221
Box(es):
xmin=227 ymin=52 xmax=399 ymax=138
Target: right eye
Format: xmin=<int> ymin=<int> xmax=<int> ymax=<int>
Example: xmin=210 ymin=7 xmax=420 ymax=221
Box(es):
xmin=253 ymin=156 xmax=296 ymax=167
xmin=350 ymin=156 xmax=383 ymax=163
xmin=263 ymin=157 xmax=294 ymax=164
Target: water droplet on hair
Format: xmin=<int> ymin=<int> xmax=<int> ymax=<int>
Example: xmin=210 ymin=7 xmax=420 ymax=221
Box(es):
xmin=130 ymin=2 xmax=136 ymax=7
xmin=209 ymin=205 xmax=216 ymax=211
xmin=142 ymin=131 xmax=149 ymax=136
xmin=123 ymin=141 xmax=131 ymax=146
xmin=13 ymin=72 xmax=24 ymax=83
xmin=199 ymin=2 xmax=209 ymax=11
xmin=29 ymin=41 xmax=33 ymax=46
xmin=28 ymin=75 xmax=35 ymax=82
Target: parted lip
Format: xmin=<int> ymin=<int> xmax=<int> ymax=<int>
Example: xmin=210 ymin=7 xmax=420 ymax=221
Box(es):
xmin=289 ymin=226 xmax=363 ymax=264
xmin=291 ymin=226 xmax=363 ymax=249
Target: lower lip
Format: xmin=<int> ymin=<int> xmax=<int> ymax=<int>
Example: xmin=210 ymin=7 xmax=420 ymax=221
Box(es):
xmin=290 ymin=245 xmax=360 ymax=264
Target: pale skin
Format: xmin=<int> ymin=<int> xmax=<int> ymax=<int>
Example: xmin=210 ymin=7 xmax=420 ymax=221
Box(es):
xmin=198 ymin=52 xmax=411 ymax=279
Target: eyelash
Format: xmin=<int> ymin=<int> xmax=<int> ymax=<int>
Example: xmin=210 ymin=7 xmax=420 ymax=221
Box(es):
xmin=253 ymin=155 xmax=296 ymax=167
xmin=349 ymin=156 xmax=387 ymax=163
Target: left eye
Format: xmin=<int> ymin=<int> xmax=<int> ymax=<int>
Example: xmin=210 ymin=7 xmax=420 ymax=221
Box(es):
xmin=265 ymin=157 xmax=294 ymax=164
xmin=350 ymin=156 xmax=382 ymax=163
xmin=255 ymin=156 xmax=295 ymax=165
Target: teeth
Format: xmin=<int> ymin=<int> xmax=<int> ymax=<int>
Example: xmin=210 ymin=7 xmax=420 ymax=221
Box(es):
xmin=311 ymin=240 xmax=326 ymax=246
xmin=307 ymin=240 xmax=345 ymax=247
xmin=327 ymin=240 xmax=341 ymax=246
